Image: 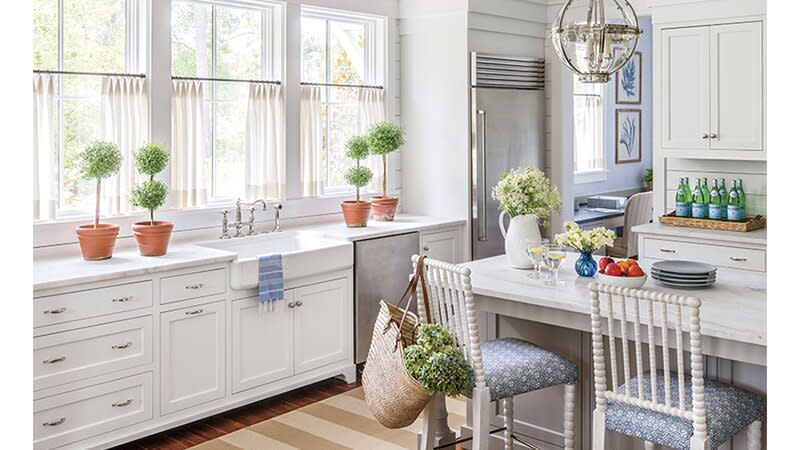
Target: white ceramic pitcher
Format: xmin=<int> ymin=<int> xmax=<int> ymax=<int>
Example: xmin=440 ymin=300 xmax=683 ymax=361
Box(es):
xmin=499 ymin=212 xmax=542 ymax=269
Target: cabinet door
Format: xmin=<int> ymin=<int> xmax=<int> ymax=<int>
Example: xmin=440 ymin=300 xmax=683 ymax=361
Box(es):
xmin=710 ymin=22 xmax=763 ymax=152
xmin=160 ymin=300 xmax=225 ymax=415
xmin=231 ymin=296 xmax=294 ymax=394
xmin=661 ymin=27 xmax=710 ymax=150
xmin=421 ymin=230 xmax=459 ymax=263
xmin=293 ymin=278 xmax=351 ymax=374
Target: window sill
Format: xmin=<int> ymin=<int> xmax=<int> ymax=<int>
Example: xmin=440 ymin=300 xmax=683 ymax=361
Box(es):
xmin=574 ymin=170 xmax=608 ymax=185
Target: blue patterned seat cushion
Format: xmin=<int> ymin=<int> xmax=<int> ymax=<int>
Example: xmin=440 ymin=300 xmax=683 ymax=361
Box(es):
xmin=471 ymin=338 xmax=578 ymax=401
xmin=606 ymin=370 xmax=765 ymax=450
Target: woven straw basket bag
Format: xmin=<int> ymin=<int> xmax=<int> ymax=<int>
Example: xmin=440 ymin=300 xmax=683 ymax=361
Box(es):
xmin=362 ymin=256 xmax=433 ymax=428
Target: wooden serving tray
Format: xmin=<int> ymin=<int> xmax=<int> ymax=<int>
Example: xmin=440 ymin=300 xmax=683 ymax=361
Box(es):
xmin=659 ymin=212 xmax=766 ymax=232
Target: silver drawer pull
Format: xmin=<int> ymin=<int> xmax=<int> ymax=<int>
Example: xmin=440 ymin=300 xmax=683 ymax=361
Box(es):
xmin=185 ymin=308 xmax=204 ymax=315
xmin=42 ymin=417 xmax=66 ymax=427
xmin=730 ymin=256 xmax=748 ymax=262
xmin=43 ymin=356 xmax=66 ymax=364
xmin=185 ymin=283 xmax=204 ymax=290
xmin=287 ymin=302 xmax=296 ymax=308
xmin=112 ymin=341 xmax=133 ymax=350
xmin=44 ymin=307 xmax=66 ymax=314
xmin=659 ymin=248 xmax=677 ymax=253
xmin=112 ymin=399 xmax=133 ymax=408
xmin=295 ymin=300 xmax=303 ymax=307
xmin=112 ymin=296 xmax=133 ymax=303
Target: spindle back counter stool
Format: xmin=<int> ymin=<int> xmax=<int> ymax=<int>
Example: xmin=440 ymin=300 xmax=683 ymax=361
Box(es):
xmin=589 ymin=282 xmax=765 ymax=450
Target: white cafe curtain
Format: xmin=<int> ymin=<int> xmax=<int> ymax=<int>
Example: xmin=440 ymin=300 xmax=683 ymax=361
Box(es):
xmin=299 ymin=85 xmax=323 ymax=198
xmin=573 ymin=94 xmax=603 ymax=172
xmin=171 ymin=80 xmax=208 ymax=209
xmin=33 ymin=74 xmax=57 ymax=220
xmin=245 ymin=83 xmax=285 ymax=201
xmin=358 ymin=87 xmax=386 ymax=194
xmin=100 ymin=76 xmax=150 ymax=215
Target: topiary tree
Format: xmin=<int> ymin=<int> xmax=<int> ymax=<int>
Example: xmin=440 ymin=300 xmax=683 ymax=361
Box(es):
xmin=78 ymin=141 xmax=122 ymax=228
xmin=366 ymin=121 xmax=404 ymax=198
xmin=344 ymin=135 xmax=373 ymax=202
xmin=130 ymin=143 xmax=170 ymax=225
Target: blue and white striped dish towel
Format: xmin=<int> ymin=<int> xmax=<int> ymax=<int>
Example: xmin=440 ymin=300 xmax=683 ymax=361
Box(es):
xmin=258 ymin=253 xmax=284 ymax=313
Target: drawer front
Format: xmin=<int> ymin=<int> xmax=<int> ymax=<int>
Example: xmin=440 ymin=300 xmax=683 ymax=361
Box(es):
xmin=34 ymin=372 xmax=153 ymax=450
xmin=160 ymin=268 xmax=226 ymax=304
xmin=642 ymin=238 xmax=766 ymax=272
xmin=34 ymin=316 xmax=153 ymax=391
xmin=34 ymin=281 xmax=153 ymax=328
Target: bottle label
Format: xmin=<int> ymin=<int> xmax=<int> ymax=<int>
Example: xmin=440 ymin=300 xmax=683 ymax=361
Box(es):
xmin=727 ymin=205 xmax=741 ymax=221
xmin=675 ymin=202 xmax=690 ymax=217
xmin=708 ymin=204 xmax=723 ymax=220
xmin=692 ymin=203 xmax=706 ymax=219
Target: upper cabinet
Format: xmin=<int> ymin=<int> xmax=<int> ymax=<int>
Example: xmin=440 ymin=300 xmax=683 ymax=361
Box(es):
xmin=660 ymin=22 xmax=764 ymax=159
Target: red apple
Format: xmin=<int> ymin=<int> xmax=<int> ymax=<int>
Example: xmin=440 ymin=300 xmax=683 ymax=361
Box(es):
xmin=605 ymin=263 xmax=623 ymax=276
xmin=599 ymin=257 xmax=614 ymax=273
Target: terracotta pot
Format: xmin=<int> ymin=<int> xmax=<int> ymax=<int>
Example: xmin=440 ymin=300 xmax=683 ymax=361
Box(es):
xmin=132 ymin=221 xmax=174 ymax=256
xmin=370 ymin=196 xmax=399 ymax=222
xmin=341 ymin=201 xmax=372 ymax=227
xmin=76 ymin=223 xmax=120 ymax=261
xmin=646 ymin=181 xmax=653 ymax=191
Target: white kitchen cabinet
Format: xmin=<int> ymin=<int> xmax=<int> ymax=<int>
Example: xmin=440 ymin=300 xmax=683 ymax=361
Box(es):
xmin=421 ymin=229 xmax=460 ymax=263
xmin=293 ymin=278 xmax=350 ymax=374
xmin=231 ymin=296 xmax=294 ymax=394
xmin=160 ymin=300 xmax=225 ymax=415
xmin=660 ymin=22 xmax=763 ymax=158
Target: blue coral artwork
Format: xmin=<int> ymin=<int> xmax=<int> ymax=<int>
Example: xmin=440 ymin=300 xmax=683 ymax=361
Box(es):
xmin=616 ymin=51 xmax=641 ymax=104
xmin=616 ymin=109 xmax=641 ymax=164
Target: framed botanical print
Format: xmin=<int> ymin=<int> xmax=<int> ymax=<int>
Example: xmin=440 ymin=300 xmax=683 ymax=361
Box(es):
xmin=615 ymin=109 xmax=642 ymax=164
xmin=615 ymin=51 xmax=642 ymax=104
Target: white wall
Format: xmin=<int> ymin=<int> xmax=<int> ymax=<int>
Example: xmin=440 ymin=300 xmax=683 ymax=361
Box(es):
xmin=574 ymin=16 xmax=654 ymax=197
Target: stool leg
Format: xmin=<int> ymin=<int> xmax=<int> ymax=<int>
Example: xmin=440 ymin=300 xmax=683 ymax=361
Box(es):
xmin=592 ymin=409 xmax=606 ymax=450
xmin=503 ymin=398 xmax=514 ymax=450
xmin=747 ymin=420 xmax=762 ymax=450
xmin=644 ymin=442 xmax=655 ymax=450
xmin=472 ymin=386 xmax=492 ymax=450
xmin=563 ymin=384 xmax=576 ymax=450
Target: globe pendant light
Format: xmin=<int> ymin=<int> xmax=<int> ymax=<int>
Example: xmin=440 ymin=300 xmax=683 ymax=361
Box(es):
xmin=551 ymin=0 xmax=642 ymax=83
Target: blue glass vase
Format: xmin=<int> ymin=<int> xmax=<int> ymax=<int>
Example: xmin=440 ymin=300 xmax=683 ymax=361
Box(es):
xmin=575 ymin=251 xmax=598 ymax=277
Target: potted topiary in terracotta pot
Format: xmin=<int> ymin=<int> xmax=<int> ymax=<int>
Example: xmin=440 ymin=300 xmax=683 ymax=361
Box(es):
xmin=367 ymin=121 xmax=404 ymax=221
xmin=75 ymin=141 xmax=123 ymax=260
xmin=341 ymin=136 xmax=374 ymax=227
xmin=130 ymin=143 xmax=172 ymax=256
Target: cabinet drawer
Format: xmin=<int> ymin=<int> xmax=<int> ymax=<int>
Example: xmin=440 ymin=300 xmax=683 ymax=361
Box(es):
xmin=34 ymin=372 xmax=153 ymax=450
xmin=34 ymin=281 xmax=152 ymax=328
xmin=160 ymin=268 xmax=226 ymax=304
xmin=642 ymin=238 xmax=766 ymax=272
xmin=34 ymin=316 xmax=153 ymax=391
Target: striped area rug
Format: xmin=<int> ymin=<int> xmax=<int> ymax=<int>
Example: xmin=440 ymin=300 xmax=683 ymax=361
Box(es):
xmin=190 ymin=388 xmax=466 ymax=450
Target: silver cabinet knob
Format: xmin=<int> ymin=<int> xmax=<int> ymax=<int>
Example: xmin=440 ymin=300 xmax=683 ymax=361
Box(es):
xmin=295 ymin=301 xmax=303 ymax=307
xmin=287 ymin=302 xmax=296 ymax=308
xmin=709 ymin=133 xmax=718 ymax=139
xmin=42 ymin=417 xmax=66 ymax=427
xmin=422 ymin=246 xmax=430 ymax=252
xmin=701 ymin=133 xmax=709 ymax=139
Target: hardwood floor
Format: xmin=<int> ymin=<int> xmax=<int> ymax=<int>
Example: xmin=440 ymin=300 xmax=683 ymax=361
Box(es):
xmin=113 ymin=377 xmax=361 ymax=450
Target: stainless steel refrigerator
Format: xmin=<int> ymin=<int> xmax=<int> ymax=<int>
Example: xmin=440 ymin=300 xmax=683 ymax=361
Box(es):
xmin=470 ymin=52 xmax=545 ymax=260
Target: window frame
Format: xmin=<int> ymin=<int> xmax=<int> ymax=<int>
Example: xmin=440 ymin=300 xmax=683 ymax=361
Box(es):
xmin=572 ymin=78 xmax=607 ymax=185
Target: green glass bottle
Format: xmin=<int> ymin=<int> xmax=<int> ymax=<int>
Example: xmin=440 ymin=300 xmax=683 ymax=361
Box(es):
xmin=675 ymin=178 xmax=690 ymax=217
xmin=701 ymin=178 xmax=711 ymax=205
xmin=727 ymin=180 xmax=741 ymax=221
xmin=718 ymin=179 xmax=728 ymax=220
xmin=691 ymin=178 xmax=706 ymax=218
xmin=708 ymin=179 xmax=723 ymax=220
xmin=737 ymin=179 xmax=747 ymax=221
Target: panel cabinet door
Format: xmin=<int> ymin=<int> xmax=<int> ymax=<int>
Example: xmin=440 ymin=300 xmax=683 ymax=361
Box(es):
xmin=661 ymin=26 xmax=710 ymax=150
xmin=293 ymin=278 xmax=351 ymax=374
xmin=231 ymin=295 xmax=294 ymax=394
xmin=160 ymin=300 xmax=225 ymax=415
xmin=710 ymin=22 xmax=763 ymax=153
xmin=421 ymin=230 xmax=459 ymax=263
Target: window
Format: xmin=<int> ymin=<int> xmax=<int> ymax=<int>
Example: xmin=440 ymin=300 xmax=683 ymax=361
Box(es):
xmin=171 ymin=0 xmax=279 ymax=202
xmin=573 ymin=77 xmax=605 ymax=183
xmin=32 ymin=0 xmax=144 ymax=217
xmin=301 ymin=8 xmax=384 ymax=195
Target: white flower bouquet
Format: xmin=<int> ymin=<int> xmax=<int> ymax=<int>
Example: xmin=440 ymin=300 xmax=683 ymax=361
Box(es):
xmin=491 ymin=167 xmax=561 ymax=225
xmin=554 ymin=222 xmax=617 ymax=253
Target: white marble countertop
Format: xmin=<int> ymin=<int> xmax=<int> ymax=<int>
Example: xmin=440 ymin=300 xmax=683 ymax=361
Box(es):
xmin=308 ymin=215 xmax=466 ymax=241
xmin=463 ymin=254 xmax=766 ymax=349
xmin=633 ymin=222 xmax=767 ymax=246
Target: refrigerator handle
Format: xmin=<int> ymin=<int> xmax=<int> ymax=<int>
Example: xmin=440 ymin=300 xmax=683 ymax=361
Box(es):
xmin=477 ymin=109 xmax=488 ymax=242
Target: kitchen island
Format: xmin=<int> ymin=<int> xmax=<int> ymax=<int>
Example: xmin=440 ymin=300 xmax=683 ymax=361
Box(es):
xmin=457 ymin=253 xmax=766 ymax=450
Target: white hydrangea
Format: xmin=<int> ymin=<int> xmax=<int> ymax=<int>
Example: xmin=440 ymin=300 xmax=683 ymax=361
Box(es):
xmin=491 ymin=167 xmax=562 ymax=225
xmin=554 ymin=221 xmax=617 ymax=253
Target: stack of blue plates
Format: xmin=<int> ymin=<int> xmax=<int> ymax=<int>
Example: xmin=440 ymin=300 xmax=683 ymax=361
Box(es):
xmin=651 ymin=260 xmax=717 ymax=289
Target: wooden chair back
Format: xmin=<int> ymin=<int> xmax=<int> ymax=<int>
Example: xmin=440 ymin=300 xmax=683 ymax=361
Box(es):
xmin=622 ymin=191 xmax=653 ymax=256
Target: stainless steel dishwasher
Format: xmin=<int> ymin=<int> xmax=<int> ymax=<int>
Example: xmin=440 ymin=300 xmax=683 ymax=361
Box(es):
xmin=354 ymin=232 xmax=420 ymax=364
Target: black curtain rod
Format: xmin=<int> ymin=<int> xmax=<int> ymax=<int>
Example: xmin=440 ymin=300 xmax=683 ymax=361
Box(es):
xmin=172 ymin=76 xmax=281 ymax=85
xmin=301 ymin=81 xmax=383 ymax=89
xmin=34 ymin=69 xmax=146 ymax=78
